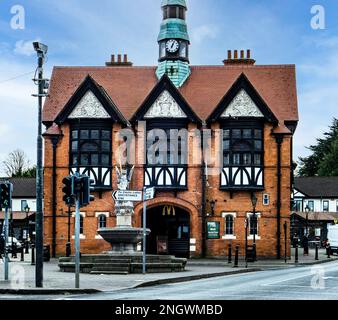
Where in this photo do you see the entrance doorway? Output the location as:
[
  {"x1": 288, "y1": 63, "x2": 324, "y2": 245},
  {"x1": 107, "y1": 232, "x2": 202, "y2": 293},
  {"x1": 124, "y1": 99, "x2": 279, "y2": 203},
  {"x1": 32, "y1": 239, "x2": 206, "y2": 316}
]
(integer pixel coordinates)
[{"x1": 143, "y1": 206, "x2": 190, "y2": 258}]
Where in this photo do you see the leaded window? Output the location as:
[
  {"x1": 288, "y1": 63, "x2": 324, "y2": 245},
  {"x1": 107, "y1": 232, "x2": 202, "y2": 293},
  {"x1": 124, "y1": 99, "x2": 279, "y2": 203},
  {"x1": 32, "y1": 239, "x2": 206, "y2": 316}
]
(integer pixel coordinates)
[
  {"x1": 225, "y1": 215, "x2": 234, "y2": 235},
  {"x1": 221, "y1": 122, "x2": 264, "y2": 190},
  {"x1": 69, "y1": 123, "x2": 113, "y2": 189},
  {"x1": 98, "y1": 215, "x2": 107, "y2": 229}
]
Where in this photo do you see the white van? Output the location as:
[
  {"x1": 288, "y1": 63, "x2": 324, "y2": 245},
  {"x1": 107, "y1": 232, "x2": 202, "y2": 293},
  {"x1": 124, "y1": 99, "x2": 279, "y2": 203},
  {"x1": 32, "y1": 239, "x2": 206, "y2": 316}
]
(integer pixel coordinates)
[{"x1": 327, "y1": 224, "x2": 338, "y2": 254}]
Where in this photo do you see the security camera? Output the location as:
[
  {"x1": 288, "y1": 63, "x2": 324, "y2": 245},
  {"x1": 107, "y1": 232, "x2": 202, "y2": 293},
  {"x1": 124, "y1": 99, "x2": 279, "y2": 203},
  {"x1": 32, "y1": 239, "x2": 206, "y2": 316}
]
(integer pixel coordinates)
[{"x1": 33, "y1": 42, "x2": 48, "y2": 54}]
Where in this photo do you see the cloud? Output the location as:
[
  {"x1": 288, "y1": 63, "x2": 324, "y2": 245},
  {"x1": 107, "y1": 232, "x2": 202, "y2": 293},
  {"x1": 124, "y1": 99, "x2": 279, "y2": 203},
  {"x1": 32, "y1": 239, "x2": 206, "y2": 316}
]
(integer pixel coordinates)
[
  {"x1": 191, "y1": 25, "x2": 218, "y2": 44},
  {"x1": 14, "y1": 39, "x2": 41, "y2": 56}
]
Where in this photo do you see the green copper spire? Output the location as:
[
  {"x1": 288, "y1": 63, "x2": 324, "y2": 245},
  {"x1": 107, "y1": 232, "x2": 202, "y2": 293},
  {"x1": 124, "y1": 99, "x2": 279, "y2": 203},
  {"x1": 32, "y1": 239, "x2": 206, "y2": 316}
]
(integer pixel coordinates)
[
  {"x1": 161, "y1": 0, "x2": 187, "y2": 8},
  {"x1": 156, "y1": 0, "x2": 191, "y2": 87}
]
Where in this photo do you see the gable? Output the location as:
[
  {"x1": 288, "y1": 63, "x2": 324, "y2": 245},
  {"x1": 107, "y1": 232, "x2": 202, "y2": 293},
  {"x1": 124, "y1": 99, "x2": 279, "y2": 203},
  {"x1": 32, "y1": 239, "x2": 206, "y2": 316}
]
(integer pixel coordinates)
[
  {"x1": 54, "y1": 75, "x2": 128, "y2": 125},
  {"x1": 131, "y1": 74, "x2": 202, "y2": 124},
  {"x1": 207, "y1": 73, "x2": 278, "y2": 124},
  {"x1": 68, "y1": 91, "x2": 111, "y2": 119},
  {"x1": 221, "y1": 89, "x2": 264, "y2": 118},
  {"x1": 144, "y1": 90, "x2": 187, "y2": 119}
]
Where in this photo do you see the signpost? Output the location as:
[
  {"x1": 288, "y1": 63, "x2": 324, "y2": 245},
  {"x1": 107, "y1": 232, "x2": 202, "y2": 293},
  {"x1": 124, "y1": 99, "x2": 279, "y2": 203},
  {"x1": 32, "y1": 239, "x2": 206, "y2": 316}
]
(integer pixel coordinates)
[
  {"x1": 207, "y1": 222, "x2": 220, "y2": 239},
  {"x1": 112, "y1": 190, "x2": 143, "y2": 202}
]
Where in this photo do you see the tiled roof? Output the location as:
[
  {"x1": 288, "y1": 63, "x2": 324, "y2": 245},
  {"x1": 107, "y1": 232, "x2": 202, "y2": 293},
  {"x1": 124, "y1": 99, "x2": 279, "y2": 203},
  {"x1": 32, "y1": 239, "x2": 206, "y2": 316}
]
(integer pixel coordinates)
[
  {"x1": 0, "y1": 177, "x2": 36, "y2": 198},
  {"x1": 294, "y1": 177, "x2": 338, "y2": 198},
  {"x1": 293, "y1": 212, "x2": 338, "y2": 221},
  {"x1": 0, "y1": 211, "x2": 35, "y2": 221},
  {"x1": 42, "y1": 64, "x2": 299, "y2": 125}
]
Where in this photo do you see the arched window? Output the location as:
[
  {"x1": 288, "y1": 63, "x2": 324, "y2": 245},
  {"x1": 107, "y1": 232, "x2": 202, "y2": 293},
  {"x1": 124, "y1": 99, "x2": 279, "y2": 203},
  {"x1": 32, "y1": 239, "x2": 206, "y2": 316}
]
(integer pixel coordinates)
[
  {"x1": 98, "y1": 215, "x2": 107, "y2": 229},
  {"x1": 225, "y1": 215, "x2": 234, "y2": 235}
]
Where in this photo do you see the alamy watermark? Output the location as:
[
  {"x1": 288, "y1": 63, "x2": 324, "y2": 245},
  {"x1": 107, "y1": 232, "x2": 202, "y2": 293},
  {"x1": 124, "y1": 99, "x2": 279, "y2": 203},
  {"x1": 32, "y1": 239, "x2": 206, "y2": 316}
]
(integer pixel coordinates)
[
  {"x1": 311, "y1": 5, "x2": 325, "y2": 30},
  {"x1": 10, "y1": 4, "x2": 25, "y2": 30},
  {"x1": 310, "y1": 266, "x2": 326, "y2": 290}
]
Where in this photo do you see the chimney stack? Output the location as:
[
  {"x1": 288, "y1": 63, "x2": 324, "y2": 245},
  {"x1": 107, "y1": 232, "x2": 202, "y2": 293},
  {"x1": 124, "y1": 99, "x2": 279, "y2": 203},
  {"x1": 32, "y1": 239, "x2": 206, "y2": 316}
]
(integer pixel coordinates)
[
  {"x1": 106, "y1": 53, "x2": 133, "y2": 67},
  {"x1": 223, "y1": 49, "x2": 256, "y2": 65}
]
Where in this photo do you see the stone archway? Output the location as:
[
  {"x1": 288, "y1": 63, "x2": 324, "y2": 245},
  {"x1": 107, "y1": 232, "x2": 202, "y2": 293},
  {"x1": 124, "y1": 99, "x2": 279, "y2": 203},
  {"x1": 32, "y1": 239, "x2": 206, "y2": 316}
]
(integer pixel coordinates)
[{"x1": 134, "y1": 197, "x2": 200, "y2": 258}]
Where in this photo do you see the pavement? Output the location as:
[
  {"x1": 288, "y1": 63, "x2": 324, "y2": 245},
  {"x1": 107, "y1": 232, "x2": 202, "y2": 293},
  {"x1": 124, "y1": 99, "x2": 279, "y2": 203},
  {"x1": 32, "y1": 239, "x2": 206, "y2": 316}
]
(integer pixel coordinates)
[{"x1": 0, "y1": 247, "x2": 336, "y2": 296}]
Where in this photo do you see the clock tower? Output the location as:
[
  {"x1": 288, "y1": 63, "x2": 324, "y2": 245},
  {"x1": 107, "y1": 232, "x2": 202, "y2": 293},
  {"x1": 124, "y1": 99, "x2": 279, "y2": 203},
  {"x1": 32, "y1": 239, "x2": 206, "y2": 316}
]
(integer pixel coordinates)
[{"x1": 156, "y1": 0, "x2": 191, "y2": 87}]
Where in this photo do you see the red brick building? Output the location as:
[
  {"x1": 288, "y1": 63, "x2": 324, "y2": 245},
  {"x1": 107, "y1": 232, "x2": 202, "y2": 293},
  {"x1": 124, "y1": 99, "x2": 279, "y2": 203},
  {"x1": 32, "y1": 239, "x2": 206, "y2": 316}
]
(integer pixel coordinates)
[{"x1": 42, "y1": 0, "x2": 298, "y2": 259}]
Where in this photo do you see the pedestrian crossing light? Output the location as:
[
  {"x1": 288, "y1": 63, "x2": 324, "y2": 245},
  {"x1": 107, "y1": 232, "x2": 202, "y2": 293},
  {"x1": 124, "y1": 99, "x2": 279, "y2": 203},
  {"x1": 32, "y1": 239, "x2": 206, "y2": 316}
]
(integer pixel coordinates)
[
  {"x1": 0, "y1": 182, "x2": 12, "y2": 210},
  {"x1": 80, "y1": 176, "x2": 95, "y2": 207},
  {"x1": 62, "y1": 176, "x2": 75, "y2": 207}
]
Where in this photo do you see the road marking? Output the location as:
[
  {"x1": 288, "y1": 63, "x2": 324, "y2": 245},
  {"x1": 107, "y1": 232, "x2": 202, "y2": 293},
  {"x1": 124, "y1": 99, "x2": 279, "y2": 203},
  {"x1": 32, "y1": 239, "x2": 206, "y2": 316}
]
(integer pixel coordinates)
[{"x1": 261, "y1": 273, "x2": 313, "y2": 286}]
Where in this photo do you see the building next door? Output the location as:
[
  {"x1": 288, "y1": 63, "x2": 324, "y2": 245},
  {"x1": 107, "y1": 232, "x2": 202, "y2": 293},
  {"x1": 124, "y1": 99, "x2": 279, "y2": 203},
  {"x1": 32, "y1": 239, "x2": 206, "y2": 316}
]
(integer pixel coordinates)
[{"x1": 144, "y1": 205, "x2": 190, "y2": 258}]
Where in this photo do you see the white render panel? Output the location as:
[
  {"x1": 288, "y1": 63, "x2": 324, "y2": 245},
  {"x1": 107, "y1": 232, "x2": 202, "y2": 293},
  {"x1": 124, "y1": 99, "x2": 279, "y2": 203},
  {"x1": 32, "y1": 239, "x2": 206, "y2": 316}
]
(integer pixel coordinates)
[
  {"x1": 68, "y1": 91, "x2": 111, "y2": 119},
  {"x1": 144, "y1": 90, "x2": 187, "y2": 118},
  {"x1": 221, "y1": 89, "x2": 264, "y2": 118}
]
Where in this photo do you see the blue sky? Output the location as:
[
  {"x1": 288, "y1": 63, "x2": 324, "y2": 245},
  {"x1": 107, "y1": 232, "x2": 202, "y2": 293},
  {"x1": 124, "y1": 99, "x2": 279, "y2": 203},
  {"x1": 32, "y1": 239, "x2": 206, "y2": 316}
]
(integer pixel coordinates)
[{"x1": 0, "y1": 0, "x2": 337, "y2": 174}]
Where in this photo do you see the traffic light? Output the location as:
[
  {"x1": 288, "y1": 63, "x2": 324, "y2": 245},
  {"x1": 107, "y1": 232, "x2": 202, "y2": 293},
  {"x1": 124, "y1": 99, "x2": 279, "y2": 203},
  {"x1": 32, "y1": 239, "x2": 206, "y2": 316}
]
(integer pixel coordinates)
[
  {"x1": 80, "y1": 176, "x2": 95, "y2": 207},
  {"x1": 0, "y1": 182, "x2": 12, "y2": 210},
  {"x1": 62, "y1": 176, "x2": 75, "y2": 207}
]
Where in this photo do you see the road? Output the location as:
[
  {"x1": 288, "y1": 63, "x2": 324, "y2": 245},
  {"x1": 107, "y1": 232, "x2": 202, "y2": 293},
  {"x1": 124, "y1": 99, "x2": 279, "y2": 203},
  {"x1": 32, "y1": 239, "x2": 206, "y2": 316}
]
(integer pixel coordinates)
[{"x1": 1, "y1": 261, "x2": 338, "y2": 300}]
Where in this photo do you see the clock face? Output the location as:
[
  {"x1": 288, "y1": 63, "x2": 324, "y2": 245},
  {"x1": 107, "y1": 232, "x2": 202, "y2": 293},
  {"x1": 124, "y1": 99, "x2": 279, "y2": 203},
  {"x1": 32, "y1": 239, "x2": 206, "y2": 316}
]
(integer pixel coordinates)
[{"x1": 166, "y1": 39, "x2": 179, "y2": 53}]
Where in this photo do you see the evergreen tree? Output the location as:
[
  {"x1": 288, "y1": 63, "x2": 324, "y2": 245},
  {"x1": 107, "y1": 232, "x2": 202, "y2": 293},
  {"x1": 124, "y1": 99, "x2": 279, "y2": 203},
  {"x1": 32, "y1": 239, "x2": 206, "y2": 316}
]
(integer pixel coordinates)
[{"x1": 298, "y1": 118, "x2": 338, "y2": 177}]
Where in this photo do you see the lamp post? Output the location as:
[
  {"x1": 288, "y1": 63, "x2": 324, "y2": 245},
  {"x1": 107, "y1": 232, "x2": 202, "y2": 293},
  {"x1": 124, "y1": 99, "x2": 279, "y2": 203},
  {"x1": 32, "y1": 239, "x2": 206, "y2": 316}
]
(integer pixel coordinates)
[
  {"x1": 251, "y1": 193, "x2": 258, "y2": 261},
  {"x1": 305, "y1": 205, "x2": 310, "y2": 236},
  {"x1": 24, "y1": 205, "x2": 30, "y2": 254},
  {"x1": 33, "y1": 41, "x2": 48, "y2": 288}
]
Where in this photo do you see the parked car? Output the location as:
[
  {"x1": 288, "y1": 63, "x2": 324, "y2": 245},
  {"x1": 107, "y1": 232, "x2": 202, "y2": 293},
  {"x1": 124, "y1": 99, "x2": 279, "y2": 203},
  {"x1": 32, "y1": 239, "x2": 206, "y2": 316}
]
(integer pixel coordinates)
[{"x1": 327, "y1": 224, "x2": 338, "y2": 255}]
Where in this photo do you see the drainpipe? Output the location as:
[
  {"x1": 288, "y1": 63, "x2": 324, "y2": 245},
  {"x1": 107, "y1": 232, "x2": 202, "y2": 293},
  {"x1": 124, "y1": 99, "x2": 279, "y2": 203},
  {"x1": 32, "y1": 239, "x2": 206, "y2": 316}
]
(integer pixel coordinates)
[
  {"x1": 50, "y1": 136, "x2": 61, "y2": 258},
  {"x1": 275, "y1": 134, "x2": 284, "y2": 260},
  {"x1": 201, "y1": 123, "x2": 207, "y2": 258}
]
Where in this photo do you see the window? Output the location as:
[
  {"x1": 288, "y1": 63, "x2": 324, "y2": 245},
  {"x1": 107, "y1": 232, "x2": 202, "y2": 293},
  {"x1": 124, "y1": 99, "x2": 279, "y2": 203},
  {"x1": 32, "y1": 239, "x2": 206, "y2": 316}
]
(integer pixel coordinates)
[
  {"x1": 323, "y1": 201, "x2": 329, "y2": 212},
  {"x1": 223, "y1": 127, "x2": 263, "y2": 167},
  {"x1": 70, "y1": 127, "x2": 111, "y2": 167},
  {"x1": 249, "y1": 214, "x2": 258, "y2": 236},
  {"x1": 336, "y1": 200, "x2": 338, "y2": 212},
  {"x1": 307, "y1": 201, "x2": 314, "y2": 212},
  {"x1": 147, "y1": 128, "x2": 187, "y2": 166},
  {"x1": 293, "y1": 200, "x2": 303, "y2": 212},
  {"x1": 98, "y1": 215, "x2": 107, "y2": 229},
  {"x1": 179, "y1": 42, "x2": 187, "y2": 59},
  {"x1": 225, "y1": 215, "x2": 234, "y2": 235},
  {"x1": 21, "y1": 200, "x2": 28, "y2": 212},
  {"x1": 221, "y1": 122, "x2": 264, "y2": 189}
]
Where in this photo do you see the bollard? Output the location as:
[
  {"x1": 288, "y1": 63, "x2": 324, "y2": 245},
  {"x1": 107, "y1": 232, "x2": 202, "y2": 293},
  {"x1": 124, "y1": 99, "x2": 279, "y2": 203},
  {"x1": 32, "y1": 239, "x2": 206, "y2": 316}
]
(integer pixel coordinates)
[
  {"x1": 295, "y1": 244, "x2": 299, "y2": 264},
  {"x1": 66, "y1": 242, "x2": 71, "y2": 257},
  {"x1": 12, "y1": 243, "x2": 17, "y2": 259},
  {"x1": 31, "y1": 244, "x2": 35, "y2": 265},
  {"x1": 25, "y1": 240, "x2": 29, "y2": 254},
  {"x1": 234, "y1": 245, "x2": 239, "y2": 268},
  {"x1": 20, "y1": 247, "x2": 24, "y2": 262},
  {"x1": 315, "y1": 244, "x2": 319, "y2": 261},
  {"x1": 228, "y1": 245, "x2": 232, "y2": 264}
]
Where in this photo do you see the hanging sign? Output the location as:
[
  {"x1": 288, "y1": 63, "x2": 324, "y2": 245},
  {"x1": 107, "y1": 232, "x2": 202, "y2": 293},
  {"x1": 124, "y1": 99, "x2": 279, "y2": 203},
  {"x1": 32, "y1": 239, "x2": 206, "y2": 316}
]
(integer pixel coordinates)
[{"x1": 207, "y1": 221, "x2": 220, "y2": 239}]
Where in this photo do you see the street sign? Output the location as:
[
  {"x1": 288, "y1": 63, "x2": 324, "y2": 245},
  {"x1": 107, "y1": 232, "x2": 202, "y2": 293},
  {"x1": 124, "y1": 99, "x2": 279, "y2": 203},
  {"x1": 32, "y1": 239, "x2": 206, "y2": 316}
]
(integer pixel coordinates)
[
  {"x1": 145, "y1": 187, "x2": 155, "y2": 200},
  {"x1": 112, "y1": 190, "x2": 143, "y2": 202}
]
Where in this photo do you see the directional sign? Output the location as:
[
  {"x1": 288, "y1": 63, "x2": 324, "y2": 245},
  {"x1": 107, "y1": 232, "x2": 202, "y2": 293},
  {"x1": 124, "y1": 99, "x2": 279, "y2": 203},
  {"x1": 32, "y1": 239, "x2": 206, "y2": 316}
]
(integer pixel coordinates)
[
  {"x1": 112, "y1": 190, "x2": 142, "y2": 202},
  {"x1": 145, "y1": 187, "x2": 155, "y2": 201}
]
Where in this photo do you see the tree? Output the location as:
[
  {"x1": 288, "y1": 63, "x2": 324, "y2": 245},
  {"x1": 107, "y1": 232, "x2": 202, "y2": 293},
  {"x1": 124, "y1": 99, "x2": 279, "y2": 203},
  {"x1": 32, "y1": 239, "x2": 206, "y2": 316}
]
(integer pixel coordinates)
[
  {"x1": 298, "y1": 118, "x2": 338, "y2": 177},
  {"x1": 1, "y1": 149, "x2": 35, "y2": 178}
]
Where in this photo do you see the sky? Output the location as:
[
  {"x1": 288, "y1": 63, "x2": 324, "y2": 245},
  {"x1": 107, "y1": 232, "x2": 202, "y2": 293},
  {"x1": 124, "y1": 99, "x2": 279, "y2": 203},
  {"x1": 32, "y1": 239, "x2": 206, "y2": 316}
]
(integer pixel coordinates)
[{"x1": 0, "y1": 0, "x2": 337, "y2": 175}]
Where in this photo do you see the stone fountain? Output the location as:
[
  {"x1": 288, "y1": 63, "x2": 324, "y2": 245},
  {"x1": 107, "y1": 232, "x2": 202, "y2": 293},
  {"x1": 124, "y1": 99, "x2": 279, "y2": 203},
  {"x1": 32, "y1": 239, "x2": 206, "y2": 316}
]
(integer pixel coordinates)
[
  {"x1": 59, "y1": 166, "x2": 187, "y2": 274},
  {"x1": 98, "y1": 165, "x2": 150, "y2": 254}
]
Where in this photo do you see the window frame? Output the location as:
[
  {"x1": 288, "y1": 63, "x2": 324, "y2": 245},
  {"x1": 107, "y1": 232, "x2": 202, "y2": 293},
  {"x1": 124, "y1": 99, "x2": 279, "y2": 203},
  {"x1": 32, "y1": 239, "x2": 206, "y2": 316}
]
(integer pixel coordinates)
[
  {"x1": 21, "y1": 200, "x2": 28, "y2": 212},
  {"x1": 323, "y1": 200, "x2": 330, "y2": 212},
  {"x1": 98, "y1": 214, "x2": 107, "y2": 229},
  {"x1": 247, "y1": 213, "x2": 261, "y2": 239},
  {"x1": 220, "y1": 119, "x2": 264, "y2": 190},
  {"x1": 70, "y1": 122, "x2": 112, "y2": 169}
]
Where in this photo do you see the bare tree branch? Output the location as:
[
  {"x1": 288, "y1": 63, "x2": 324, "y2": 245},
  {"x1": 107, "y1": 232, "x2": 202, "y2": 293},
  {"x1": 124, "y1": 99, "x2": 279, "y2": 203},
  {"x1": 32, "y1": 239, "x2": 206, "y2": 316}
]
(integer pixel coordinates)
[{"x1": 2, "y1": 149, "x2": 31, "y2": 177}]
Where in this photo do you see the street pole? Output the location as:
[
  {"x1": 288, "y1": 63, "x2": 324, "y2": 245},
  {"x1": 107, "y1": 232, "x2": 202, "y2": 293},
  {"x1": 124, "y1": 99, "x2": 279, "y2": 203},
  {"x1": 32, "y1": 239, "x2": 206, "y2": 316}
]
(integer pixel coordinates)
[
  {"x1": 284, "y1": 221, "x2": 287, "y2": 263},
  {"x1": 75, "y1": 198, "x2": 80, "y2": 289},
  {"x1": 66, "y1": 205, "x2": 71, "y2": 257},
  {"x1": 245, "y1": 218, "x2": 248, "y2": 268},
  {"x1": 34, "y1": 46, "x2": 46, "y2": 288},
  {"x1": 142, "y1": 186, "x2": 147, "y2": 274},
  {"x1": 4, "y1": 207, "x2": 9, "y2": 281}
]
